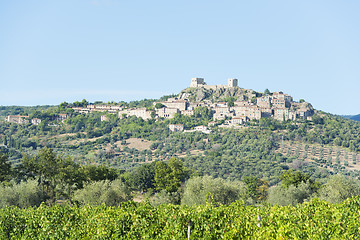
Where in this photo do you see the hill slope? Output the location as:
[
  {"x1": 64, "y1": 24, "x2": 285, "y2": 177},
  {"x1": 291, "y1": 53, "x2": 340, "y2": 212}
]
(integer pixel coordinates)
[
  {"x1": 1, "y1": 86, "x2": 360, "y2": 185},
  {"x1": 351, "y1": 114, "x2": 360, "y2": 122}
]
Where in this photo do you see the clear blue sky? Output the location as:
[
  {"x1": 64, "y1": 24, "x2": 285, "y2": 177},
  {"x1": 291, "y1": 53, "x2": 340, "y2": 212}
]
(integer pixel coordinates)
[{"x1": 1, "y1": 0, "x2": 359, "y2": 115}]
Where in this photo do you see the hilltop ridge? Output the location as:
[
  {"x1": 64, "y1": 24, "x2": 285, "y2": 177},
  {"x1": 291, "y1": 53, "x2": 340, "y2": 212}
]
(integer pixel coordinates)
[{"x1": 164, "y1": 77, "x2": 314, "y2": 123}]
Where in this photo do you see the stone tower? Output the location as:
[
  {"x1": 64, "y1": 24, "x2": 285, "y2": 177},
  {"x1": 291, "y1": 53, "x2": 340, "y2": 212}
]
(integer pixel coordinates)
[
  {"x1": 228, "y1": 78, "x2": 238, "y2": 87},
  {"x1": 190, "y1": 78, "x2": 205, "y2": 88}
]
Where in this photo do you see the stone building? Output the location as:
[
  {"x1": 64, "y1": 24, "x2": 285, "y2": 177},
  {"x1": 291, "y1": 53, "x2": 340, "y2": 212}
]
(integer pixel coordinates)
[
  {"x1": 118, "y1": 108, "x2": 152, "y2": 120},
  {"x1": 87, "y1": 105, "x2": 122, "y2": 113},
  {"x1": 169, "y1": 124, "x2": 184, "y2": 132},
  {"x1": 158, "y1": 98, "x2": 188, "y2": 111},
  {"x1": 230, "y1": 106, "x2": 246, "y2": 116},
  {"x1": 231, "y1": 116, "x2": 248, "y2": 125},
  {"x1": 211, "y1": 102, "x2": 228, "y2": 108},
  {"x1": 188, "y1": 102, "x2": 208, "y2": 110},
  {"x1": 57, "y1": 114, "x2": 68, "y2": 121},
  {"x1": 156, "y1": 108, "x2": 180, "y2": 119},
  {"x1": 234, "y1": 101, "x2": 252, "y2": 107},
  {"x1": 245, "y1": 106, "x2": 262, "y2": 120},
  {"x1": 272, "y1": 92, "x2": 292, "y2": 108},
  {"x1": 272, "y1": 99, "x2": 288, "y2": 108},
  {"x1": 5, "y1": 115, "x2": 29, "y2": 124},
  {"x1": 212, "y1": 106, "x2": 232, "y2": 121},
  {"x1": 273, "y1": 108, "x2": 296, "y2": 121},
  {"x1": 213, "y1": 112, "x2": 228, "y2": 121},
  {"x1": 184, "y1": 125, "x2": 211, "y2": 134},
  {"x1": 190, "y1": 78, "x2": 206, "y2": 88},
  {"x1": 256, "y1": 96, "x2": 271, "y2": 108},
  {"x1": 72, "y1": 107, "x2": 90, "y2": 113},
  {"x1": 212, "y1": 106, "x2": 230, "y2": 115},
  {"x1": 260, "y1": 107, "x2": 273, "y2": 118},
  {"x1": 180, "y1": 110, "x2": 194, "y2": 116},
  {"x1": 228, "y1": 78, "x2": 238, "y2": 87},
  {"x1": 190, "y1": 77, "x2": 238, "y2": 89},
  {"x1": 297, "y1": 108, "x2": 313, "y2": 119},
  {"x1": 31, "y1": 118, "x2": 42, "y2": 125},
  {"x1": 194, "y1": 125, "x2": 211, "y2": 133}
]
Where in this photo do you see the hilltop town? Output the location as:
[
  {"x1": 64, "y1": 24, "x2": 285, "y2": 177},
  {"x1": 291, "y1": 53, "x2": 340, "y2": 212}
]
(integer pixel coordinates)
[
  {"x1": 116, "y1": 78, "x2": 314, "y2": 124},
  {"x1": 4, "y1": 78, "x2": 314, "y2": 129}
]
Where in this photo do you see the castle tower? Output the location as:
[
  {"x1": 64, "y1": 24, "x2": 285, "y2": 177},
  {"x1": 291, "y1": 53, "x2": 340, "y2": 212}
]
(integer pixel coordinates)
[
  {"x1": 228, "y1": 78, "x2": 238, "y2": 87},
  {"x1": 190, "y1": 78, "x2": 205, "y2": 88}
]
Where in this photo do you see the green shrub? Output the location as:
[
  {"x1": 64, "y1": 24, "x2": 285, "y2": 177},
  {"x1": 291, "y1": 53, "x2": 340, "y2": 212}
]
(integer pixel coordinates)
[
  {"x1": 0, "y1": 180, "x2": 46, "y2": 208},
  {"x1": 73, "y1": 179, "x2": 131, "y2": 206},
  {"x1": 182, "y1": 175, "x2": 246, "y2": 206}
]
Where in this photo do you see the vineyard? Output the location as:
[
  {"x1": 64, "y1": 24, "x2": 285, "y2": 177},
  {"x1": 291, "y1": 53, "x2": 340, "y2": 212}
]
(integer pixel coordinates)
[{"x1": 1, "y1": 197, "x2": 360, "y2": 239}]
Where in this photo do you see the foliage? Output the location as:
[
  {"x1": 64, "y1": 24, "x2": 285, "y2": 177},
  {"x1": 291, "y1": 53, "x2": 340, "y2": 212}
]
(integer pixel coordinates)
[
  {"x1": 264, "y1": 88, "x2": 271, "y2": 96},
  {"x1": 126, "y1": 162, "x2": 155, "y2": 192},
  {"x1": 2, "y1": 197, "x2": 360, "y2": 238},
  {"x1": 181, "y1": 175, "x2": 246, "y2": 206},
  {"x1": 154, "y1": 103, "x2": 165, "y2": 109},
  {"x1": 71, "y1": 99, "x2": 89, "y2": 108},
  {"x1": 0, "y1": 154, "x2": 12, "y2": 183},
  {"x1": 73, "y1": 179, "x2": 131, "y2": 206},
  {"x1": 279, "y1": 169, "x2": 310, "y2": 188},
  {"x1": 2, "y1": 103, "x2": 360, "y2": 198},
  {"x1": 0, "y1": 180, "x2": 46, "y2": 208},
  {"x1": 154, "y1": 158, "x2": 189, "y2": 193},
  {"x1": 267, "y1": 182, "x2": 313, "y2": 206},
  {"x1": 224, "y1": 97, "x2": 236, "y2": 107},
  {"x1": 80, "y1": 164, "x2": 119, "y2": 182},
  {"x1": 22, "y1": 148, "x2": 83, "y2": 203},
  {"x1": 317, "y1": 175, "x2": 360, "y2": 204},
  {"x1": 150, "y1": 190, "x2": 181, "y2": 206},
  {"x1": 243, "y1": 176, "x2": 269, "y2": 202}
]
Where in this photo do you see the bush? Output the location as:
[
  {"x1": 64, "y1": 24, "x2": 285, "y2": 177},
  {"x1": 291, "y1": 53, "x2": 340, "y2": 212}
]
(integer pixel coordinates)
[
  {"x1": 150, "y1": 190, "x2": 181, "y2": 206},
  {"x1": 267, "y1": 182, "x2": 313, "y2": 206},
  {"x1": 182, "y1": 175, "x2": 246, "y2": 206},
  {"x1": 0, "y1": 180, "x2": 46, "y2": 208},
  {"x1": 73, "y1": 179, "x2": 131, "y2": 206},
  {"x1": 317, "y1": 175, "x2": 360, "y2": 204}
]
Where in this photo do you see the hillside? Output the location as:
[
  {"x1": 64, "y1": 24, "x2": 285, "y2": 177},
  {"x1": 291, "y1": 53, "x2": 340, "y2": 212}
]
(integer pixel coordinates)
[
  {"x1": 351, "y1": 114, "x2": 360, "y2": 121},
  {"x1": 1, "y1": 84, "x2": 360, "y2": 186}
]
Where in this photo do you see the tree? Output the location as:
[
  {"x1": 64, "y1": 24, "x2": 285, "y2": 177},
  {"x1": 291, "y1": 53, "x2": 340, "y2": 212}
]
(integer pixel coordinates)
[
  {"x1": 154, "y1": 161, "x2": 172, "y2": 192},
  {"x1": 154, "y1": 158, "x2": 188, "y2": 193},
  {"x1": 279, "y1": 169, "x2": 310, "y2": 188},
  {"x1": 155, "y1": 103, "x2": 165, "y2": 109},
  {"x1": 72, "y1": 99, "x2": 89, "y2": 108},
  {"x1": 181, "y1": 175, "x2": 246, "y2": 206},
  {"x1": 21, "y1": 148, "x2": 83, "y2": 204},
  {"x1": 73, "y1": 179, "x2": 131, "y2": 206},
  {"x1": 279, "y1": 169, "x2": 320, "y2": 192},
  {"x1": 0, "y1": 179, "x2": 46, "y2": 208},
  {"x1": 264, "y1": 88, "x2": 271, "y2": 96},
  {"x1": 317, "y1": 175, "x2": 360, "y2": 204},
  {"x1": 80, "y1": 164, "x2": 119, "y2": 182},
  {"x1": 224, "y1": 97, "x2": 236, "y2": 107},
  {"x1": 129, "y1": 163, "x2": 155, "y2": 192},
  {"x1": 58, "y1": 102, "x2": 69, "y2": 111},
  {"x1": 243, "y1": 176, "x2": 269, "y2": 202},
  {"x1": 267, "y1": 182, "x2": 313, "y2": 206},
  {"x1": 56, "y1": 158, "x2": 84, "y2": 201},
  {"x1": 0, "y1": 154, "x2": 12, "y2": 183},
  {"x1": 193, "y1": 107, "x2": 212, "y2": 120}
]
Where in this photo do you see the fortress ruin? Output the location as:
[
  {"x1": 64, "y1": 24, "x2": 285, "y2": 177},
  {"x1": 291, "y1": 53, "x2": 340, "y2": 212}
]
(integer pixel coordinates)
[{"x1": 190, "y1": 78, "x2": 238, "y2": 89}]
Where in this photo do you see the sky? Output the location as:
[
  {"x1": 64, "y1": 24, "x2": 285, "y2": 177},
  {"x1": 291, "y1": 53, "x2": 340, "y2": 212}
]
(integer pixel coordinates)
[{"x1": 0, "y1": 0, "x2": 359, "y2": 115}]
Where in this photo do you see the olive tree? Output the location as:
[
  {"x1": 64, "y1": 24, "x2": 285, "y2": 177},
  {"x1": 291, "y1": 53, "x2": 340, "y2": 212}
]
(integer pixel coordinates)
[{"x1": 182, "y1": 175, "x2": 246, "y2": 206}]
